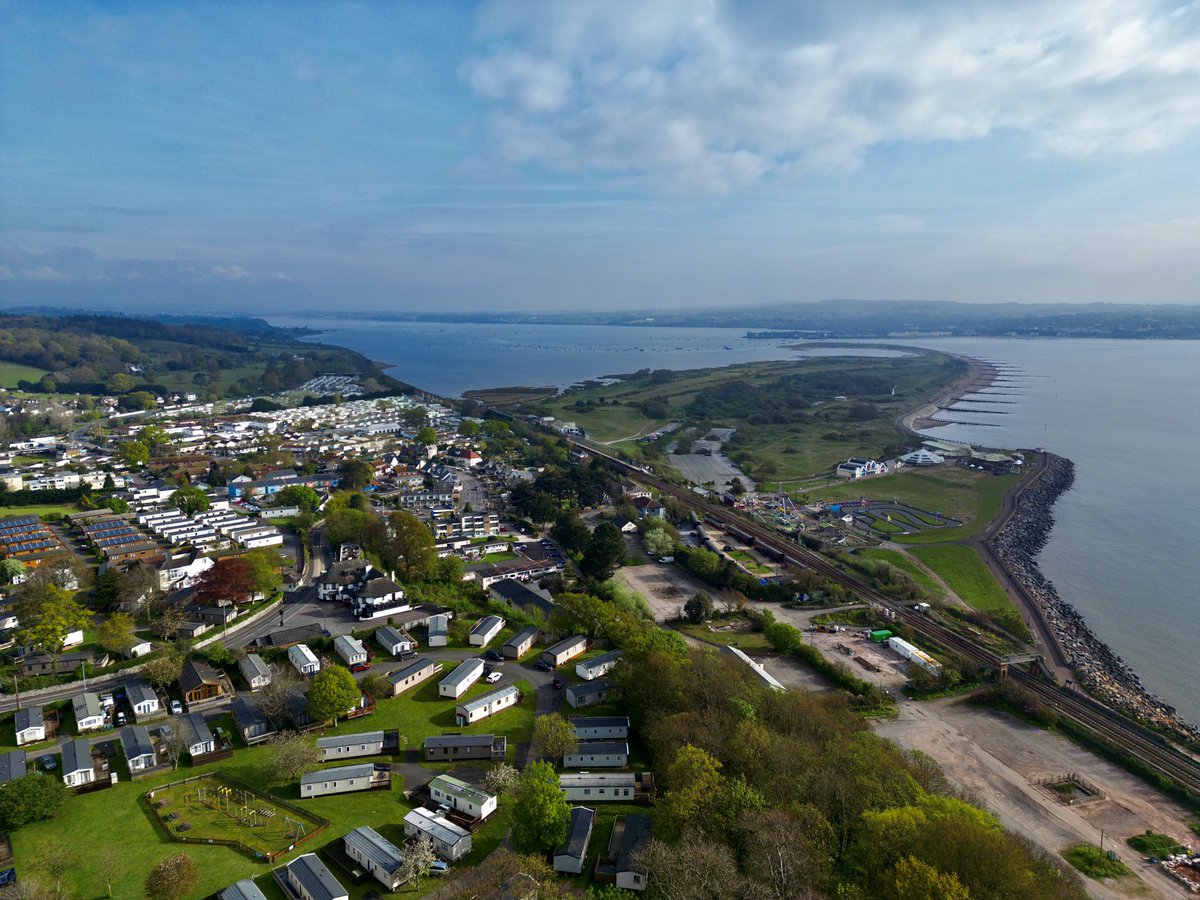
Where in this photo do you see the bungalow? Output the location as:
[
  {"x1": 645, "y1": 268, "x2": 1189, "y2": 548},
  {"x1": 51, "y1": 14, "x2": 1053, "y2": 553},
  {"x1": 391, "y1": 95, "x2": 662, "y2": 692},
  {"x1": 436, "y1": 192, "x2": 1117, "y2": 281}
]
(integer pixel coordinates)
[
  {"x1": 554, "y1": 806, "x2": 596, "y2": 875},
  {"x1": 560, "y1": 771, "x2": 655, "y2": 803},
  {"x1": 61, "y1": 738, "x2": 95, "y2": 787},
  {"x1": 180, "y1": 712, "x2": 216, "y2": 757},
  {"x1": 125, "y1": 678, "x2": 161, "y2": 719},
  {"x1": 121, "y1": 725, "x2": 157, "y2": 772},
  {"x1": 19, "y1": 650, "x2": 101, "y2": 678},
  {"x1": 73, "y1": 692, "x2": 106, "y2": 732},
  {"x1": 438, "y1": 658, "x2": 484, "y2": 699},
  {"x1": 317, "y1": 730, "x2": 385, "y2": 762},
  {"x1": 179, "y1": 658, "x2": 229, "y2": 708},
  {"x1": 576, "y1": 649, "x2": 622, "y2": 681},
  {"x1": 333, "y1": 634, "x2": 368, "y2": 667},
  {"x1": 403, "y1": 807, "x2": 472, "y2": 861},
  {"x1": 288, "y1": 643, "x2": 321, "y2": 676},
  {"x1": 238, "y1": 653, "x2": 273, "y2": 691},
  {"x1": 563, "y1": 741, "x2": 629, "y2": 768},
  {"x1": 454, "y1": 685, "x2": 520, "y2": 726},
  {"x1": 374, "y1": 625, "x2": 417, "y2": 657},
  {"x1": 14, "y1": 707, "x2": 45, "y2": 746},
  {"x1": 427, "y1": 613, "x2": 449, "y2": 647},
  {"x1": 300, "y1": 763, "x2": 391, "y2": 798},
  {"x1": 231, "y1": 695, "x2": 276, "y2": 746},
  {"x1": 343, "y1": 826, "x2": 406, "y2": 892},
  {"x1": 423, "y1": 733, "x2": 506, "y2": 762},
  {"x1": 502, "y1": 626, "x2": 538, "y2": 659},
  {"x1": 467, "y1": 616, "x2": 505, "y2": 648},
  {"x1": 429, "y1": 774, "x2": 497, "y2": 820},
  {"x1": 219, "y1": 880, "x2": 269, "y2": 900},
  {"x1": 387, "y1": 658, "x2": 440, "y2": 697},
  {"x1": 608, "y1": 814, "x2": 653, "y2": 892},
  {"x1": 282, "y1": 853, "x2": 348, "y2": 900},
  {"x1": 0, "y1": 750, "x2": 26, "y2": 785},
  {"x1": 542, "y1": 635, "x2": 588, "y2": 668},
  {"x1": 565, "y1": 679, "x2": 611, "y2": 709},
  {"x1": 570, "y1": 716, "x2": 630, "y2": 741}
]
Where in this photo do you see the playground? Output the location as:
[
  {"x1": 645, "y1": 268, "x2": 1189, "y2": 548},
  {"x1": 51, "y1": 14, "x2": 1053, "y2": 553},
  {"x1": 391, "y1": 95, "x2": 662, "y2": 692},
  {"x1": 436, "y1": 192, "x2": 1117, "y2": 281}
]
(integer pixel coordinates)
[{"x1": 145, "y1": 773, "x2": 326, "y2": 860}]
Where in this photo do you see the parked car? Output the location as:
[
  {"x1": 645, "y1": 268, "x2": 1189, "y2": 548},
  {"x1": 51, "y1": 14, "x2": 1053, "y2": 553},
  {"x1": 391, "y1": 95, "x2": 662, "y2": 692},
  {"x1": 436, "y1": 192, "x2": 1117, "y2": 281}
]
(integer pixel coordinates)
[
  {"x1": 351, "y1": 662, "x2": 371, "y2": 673},
  {"x1": 169, "y1": 699, "x2": 183, "y2": 715},
  {"x1": 484, "y1": 649, "x2": 503, "y2": 662},
  {"x1": 552, "y1": 678, "x2": 564, "y2": 690},
  {"x1": 534, "y1": 660, "x2": 552, "y2": 672},
  {"x1": 429, "y1": 861, "x2": 450, "y2": 877},
  {"x1": 485, "y1": 671, "x2": 503, "y2": 684},
  {"x1": 115, "y1": 711, "x2": 127, "y2": 726},
  {"x1": 39, "y1": 754, "x2": 56, "y2": 772}
]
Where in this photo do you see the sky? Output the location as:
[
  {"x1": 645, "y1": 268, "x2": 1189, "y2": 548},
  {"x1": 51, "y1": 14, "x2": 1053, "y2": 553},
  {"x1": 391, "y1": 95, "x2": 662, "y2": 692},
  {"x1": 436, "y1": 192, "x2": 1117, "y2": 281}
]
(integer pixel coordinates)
[{"x1": 2, "y1": 0, "x2": 1199, "y2": 314}]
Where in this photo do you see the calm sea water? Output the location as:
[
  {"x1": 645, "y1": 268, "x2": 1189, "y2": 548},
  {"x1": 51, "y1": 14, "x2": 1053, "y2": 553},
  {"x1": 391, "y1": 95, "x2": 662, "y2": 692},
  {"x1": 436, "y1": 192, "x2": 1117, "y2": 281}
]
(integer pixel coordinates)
[{"x1": 270, "y1": 318, "x2": 1200, "y2": 723}]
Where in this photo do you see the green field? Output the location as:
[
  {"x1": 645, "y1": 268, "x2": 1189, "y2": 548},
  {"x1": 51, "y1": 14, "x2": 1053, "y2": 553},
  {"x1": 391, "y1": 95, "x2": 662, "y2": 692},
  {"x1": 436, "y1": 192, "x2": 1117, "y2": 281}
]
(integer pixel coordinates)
[
  {"x1": 0, "y1": 359, "x2": 49, "y2": 388},
  {"x1": 911, "y1": 545, "x2": 1027, "y2": 638},
  {"x1": 1062, "y1": 844, "x2": 1131, "y2": 880},
  {"x1": 854, "y1": 549, "x2": 946, "y2": 599},
  {"x1": 0, "y1": 503, "x2": 80, "y2": 520}
]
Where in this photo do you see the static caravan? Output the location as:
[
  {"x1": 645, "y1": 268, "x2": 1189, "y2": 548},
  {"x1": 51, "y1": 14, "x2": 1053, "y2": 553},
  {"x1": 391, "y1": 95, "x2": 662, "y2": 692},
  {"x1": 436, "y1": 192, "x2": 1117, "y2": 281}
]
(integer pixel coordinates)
[
  {"x1": 427, "y1": 613, "x2": 449, "y2": 647},
  {"x1": 429, "y1": 774, "x2": 497, "y2": 820},
  {"x1": 565, "y1": 679, "x2": 611, "y2": 709},
  {"x1": 61, "y1": 738, "x2": 95, "y2": 787},
  {"x1": 125, "y1": 639, "x2": 153, "y2": 658},
  {"x1": 283, "y1": 853, "x2": 348, "y2": 900},
  {"x1": 468, "y1": 615, "x2": 505, "y2": 647},
  {"x1": 576, "y1": 649, "x2": 622, "y2": 681},
  {"x1": 0, "y1": 750, "x2": 26, "y2": 785},
  {"x1": 609, "y1": 814, "x2": 653, "y2": 892},
  {"x1": 73, "y1": 692, "x2": 106, "y2": 732},
  {"x1": 14, "y1": 707, "x2": 46, "y2": 746},
  {"x1": 423, "y1": 733, "x2": 506, "y2": 762},
  {"x1": 563, "y1": 741, "x2": 629, "y2": 768},
  {"x1": 343, "y1": 826, "x2": 406, "y2": 892},
  {"x1": 238, "y1": 653, "x2": 272, "y2": 690},
  {"x1": 219, "y1": 880, "x2": 269, "y2": 900},
  {"x1": 403, "y1": 807, "x2": 472, "y2": 861},
  {"x1": 121, "y1": 725, "x2": 157, "y2": 772},
  {"x1": 569, "y1": 716, "x2": 629, "y2": 741},
  {"x1": 289, "y1": 643, "x2": 321, "y2": 676},
  {"x1": 388, "y1": 658, "x2": 440, "y2": 696},
  {"x1": 126, "y1": 678, "x2": 160, "y2": 719},
  {"x1": 454, "y1": 684, "x2": 520, "y2": 726},
  {"x1": 231, "y1": 696, "x2": 276, "y2": 746},
  {"x1": 375, "y1": 625, "x2": 417, "y2": 657},
  {"x1": 334, "y1": 634, "x2": 368, "y2": 667},
  {"x1": 502, "y1": 626, "x2": 537, "y2": 659},
  {"x1": 439, "y1": 658, "x2": 484, "y2": 699},
  {"x1": 317, "y1": 730, "x2": 385, "y2": 762},
  {"x1": 300, "y1": 763, "x2": 390, "y2": 798},
  {"x1": 554, "y1": 806, "x2": 596, "y2": 875},
  {"x1": 560, "y1": 771, "x2": 655, "y2": 803},
  {"x1": 542, "y1": 635, "x2": 588, "y2": 668}
]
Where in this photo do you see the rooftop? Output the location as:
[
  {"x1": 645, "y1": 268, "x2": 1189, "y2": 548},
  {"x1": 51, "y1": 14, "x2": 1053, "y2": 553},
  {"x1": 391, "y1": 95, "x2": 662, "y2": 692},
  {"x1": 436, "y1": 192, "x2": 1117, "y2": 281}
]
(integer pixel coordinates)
[
  {"x1": 404, "y1": 807, "x2": 471, "y2": 845},
  {"x1": 344, "y1": 826, "x2": 404, "y2": 875},
  {"x1": 557, "y1": 806, "x2": 596, "y2": 861}
]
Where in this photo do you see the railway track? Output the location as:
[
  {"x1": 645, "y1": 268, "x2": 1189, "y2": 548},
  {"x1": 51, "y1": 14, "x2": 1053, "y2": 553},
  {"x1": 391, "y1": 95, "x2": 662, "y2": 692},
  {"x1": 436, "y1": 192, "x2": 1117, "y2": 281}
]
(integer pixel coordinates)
[{"x1": 570, "y1": 437, "x2": 1200, "y2": 800}]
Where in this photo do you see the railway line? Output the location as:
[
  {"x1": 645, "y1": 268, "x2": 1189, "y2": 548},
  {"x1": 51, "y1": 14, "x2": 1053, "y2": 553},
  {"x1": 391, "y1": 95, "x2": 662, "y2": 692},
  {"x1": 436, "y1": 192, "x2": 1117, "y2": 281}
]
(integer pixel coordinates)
[{"x1": 568, "y1": 437, "x2": 1200, "y2": 800}]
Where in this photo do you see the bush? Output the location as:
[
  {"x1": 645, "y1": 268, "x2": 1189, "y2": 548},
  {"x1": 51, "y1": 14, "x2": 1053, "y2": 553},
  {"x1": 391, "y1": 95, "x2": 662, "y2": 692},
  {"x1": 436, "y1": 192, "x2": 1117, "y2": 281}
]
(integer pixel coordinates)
[{"x1": 1061, "y1": 844, "x2": 1130, "y2": 879}]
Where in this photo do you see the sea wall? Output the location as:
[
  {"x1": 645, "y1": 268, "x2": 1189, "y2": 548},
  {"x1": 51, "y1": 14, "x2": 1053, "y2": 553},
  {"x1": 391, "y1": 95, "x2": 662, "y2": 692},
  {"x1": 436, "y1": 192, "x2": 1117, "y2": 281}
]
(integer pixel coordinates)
[{"x1": 992, "y1": 453, "x2": 1199, "y2": 741}]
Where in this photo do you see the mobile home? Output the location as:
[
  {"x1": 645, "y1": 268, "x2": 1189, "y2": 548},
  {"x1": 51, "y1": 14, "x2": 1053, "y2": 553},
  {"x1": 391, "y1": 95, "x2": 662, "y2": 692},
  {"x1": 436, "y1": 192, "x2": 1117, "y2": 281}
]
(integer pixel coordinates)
[
  {"x1": 438, "y1": 658, "x2": 484, "y2": 699},
  {"x1": 403, "y1": 807, "x2": 472, "y2": 861}
]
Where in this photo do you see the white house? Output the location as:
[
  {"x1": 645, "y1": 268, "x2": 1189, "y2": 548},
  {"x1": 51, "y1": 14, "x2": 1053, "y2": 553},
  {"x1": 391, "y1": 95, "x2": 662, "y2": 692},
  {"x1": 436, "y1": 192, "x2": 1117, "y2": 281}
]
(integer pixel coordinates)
[
  {"x1": 554, "y1": 806, "x2": 596, "y2": 875},
  {"x1": 14, "y1": 707, "x2": 46, "y2": 746},
  {"x1": 835, "y1": 457, "x2": 886, "y2": 479},
  {"x1": 289, "y1": 643, "x2": 321, "y2": 676},
  {"x1": 403, "y1": 807, "x2": 472, "y2": 861},
  {"x1": 576, "y1": 649, "x2": 622, "y2": 681},
  {"x1": 125, "y1": 640, "x2": 153, "y2": 659},
  {"x1": 238, "y1": 653, "x2": 273, "y2": 691},
  {"x1": 343, "y1": 826, "x2": 406, "y2": 892},
  {"x1": 300, "y1": 763, "x2": 390, "y2": 798},
  {"x1": 439, "y1": 657, "x2": 484, "y2": 699},
  {"x1": 429, "y1": 774, "x2": 498, "y2": 820},
  {"x1": 427, "y1": 614, "x2": 449, "y2": 647},
  {"x1": 316, "y1": 731, "x2": 385, "y2": 762},
  {"x1": 61, "y1": 738, "x2": 95, "y2": 787},
  {"x1": 569, "y1": 716, "x2": 630, "y2": 741},
  {"x1": 565, "y1": 679, "x2": 611, "y2": 709},
  {"x1": 455, "y1": 684, "x2": 520, "y2": 726},
  {"x1": 502, "y1": 626, "x2": 538, "y2": 659},
  {"x1": 125, "y1": 678, "x2": 160, "y2": 719},
  {"x1": 374, "y1": 625, "x2": 417, "y2": 657},
  {"x1": 542, "y1": 635, "x2": 588, "y2": 667},
  {"x1": 563, "y1": 741, "x2": 629, "y2": 768},
  {"x1": 180, "y1": 712, "x2": 216, "y2": 757},
  {"x1": 73, "y1": 692, "x2": 106, "y2": 732},
  {"x1": 388, "y1": 658, "x2": 440, "y2": 696},
  {"x1": 282, "y1": 853, "x2": 348, "y2": 900},
  {"x1": 333, "y1": 635, "x2": 368, "y2": 667},
  {"x1": 468, "y1": 615, "x2": 505, "y2": 647},
  {"x1": 121, "y1": 725, "x2": 157, "y2": 772}
]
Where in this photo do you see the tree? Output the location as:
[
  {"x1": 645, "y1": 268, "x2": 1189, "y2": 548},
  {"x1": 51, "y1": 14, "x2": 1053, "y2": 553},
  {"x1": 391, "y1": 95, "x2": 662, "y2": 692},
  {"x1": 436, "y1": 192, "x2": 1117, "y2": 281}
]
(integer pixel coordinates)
[
  {"x1": 636, "y1": 830, "x2": 750, "y2": 900},
  {"x1": 891, "y1": 855, "x2": 970, "y2": 900},
  {"x1": 644, "y1": 528, "x2": 675, "y2": 558},
  {"x1": 142, "y1": 653, "x2": 184, "y2": 692},
  {"x1": 256, "y1": 671, "x2": 305, "y2": 726},
  {"x1": 484, "y1": 763, "x2": 519, "y2": 796},
  {"x1": 458, "y1": 419, "x2": 481, "y2": 438},
  {"x1": 275, "y1": 484, "x2": 321, "y2": 514},
  {"x1": 193, "y1": 556, "x2": 257, "y2": 606},
  {"x1": 159, "y1": 723, "x2": 192, "y2": 770},
  {"x1": 104, "y1": 373, "x2": 135, "y2": 394},
  {"x1": 580, "y1": 522, "x2": 626, "y2": 581},
  {"x1": 97, "y1": 847, "x2": 121, "y2": 898},
  {"x1": 511, "y1": 760, "x2": 570, "y2": 854},
  {"x1": 96, "y1": 612, "x2": 137, "y2": 655},
  {"x1": 120, "y1": 441, "x2": 149, "y2": 467},
  {"x1": 336, "y1": 458, "x2": 374, "y2": 490},
  {"x1": 0, "y1": 773, "x2": 69, "y2": 831},
  {"x1": 307, "y1": 665, "x2": 362, "y2": 725},
  {"x1": 383, "y1": 510, "x2": 437, "y2": 582},
  {"x1": 523, "y1": 492, "x2": 559, "y2": 529},
  {"x1": 267, "y1": 731, "x2": 323, "y2": 782},
  {"x1": 742, "y1": 807, "x2": 834, "y2": 899},
  {"x1": 137, "y1": 424, "x2": 169, "y2": 450},
  {"x1": 550, "y1": 512, "x2": 590, "y2": 555},
  {"x1": 144, "y1": 852, "x2": 199, "y2": 900},
  {"x1": 170, "y1": 485, "x2": 209, "y2": 516},
  {"x1": 117, "y1": 562, "x2": 161, "y2": 612},
  {"x1": 360, "y1": 673, "x2": 391, "y2": 702},
  {"x1": 415, "y1": 425, "x2": 437, "y2": 446},
  {"x1": 683, "y1": 591, "x2": 713, "y2": 624},
  {"x1": 402, "y1": 406, "x2": 429, "y2": 429},
  {"x1": 400, "y1": 835, "x2": 437, "y2": 894},
  {"x1": 122, "y1": 390, "x2": 156, "y2": 411},
  {"x1": 0, "y1": 558, "x2": 26, "y2": 585},
  {"x1": 532, "y1": 714, "x2": 579, "y2": 761},
  {"x1": 242, "y1": 547, "x2": 284, "y2": 597},
  {"x1": 435, "y1": 555, "x2": 465, "y2": 584},
  {"x1": 101, "y1": 496, "x2": 130, "y2": 514},
  {"x1": 657, "y1": 745, "x2": 727, "y2": 840},
  {"x1": 152, "y1": 603, "x2": 186, "y2": 640},
  {"x1": 17, "y1": 585, "x2": 90, "y2": 656}
]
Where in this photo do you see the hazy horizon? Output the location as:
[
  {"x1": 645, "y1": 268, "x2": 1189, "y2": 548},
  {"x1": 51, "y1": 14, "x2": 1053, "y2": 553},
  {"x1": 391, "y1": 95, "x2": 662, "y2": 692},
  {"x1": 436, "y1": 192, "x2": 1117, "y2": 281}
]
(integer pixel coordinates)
[{"x1": 3, "y1": 1, "x2": 1199, "y2": 314}]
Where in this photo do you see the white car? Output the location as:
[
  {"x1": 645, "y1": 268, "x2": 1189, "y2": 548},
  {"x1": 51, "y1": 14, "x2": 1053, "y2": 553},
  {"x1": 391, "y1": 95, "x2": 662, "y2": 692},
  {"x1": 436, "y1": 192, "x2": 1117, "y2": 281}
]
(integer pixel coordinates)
[
  {"x1": 485, "y1": 671, "x2": 503, "y2": 684},
  {"x1": 169, "y1": 699, "x2": 183, "y2": 715}
]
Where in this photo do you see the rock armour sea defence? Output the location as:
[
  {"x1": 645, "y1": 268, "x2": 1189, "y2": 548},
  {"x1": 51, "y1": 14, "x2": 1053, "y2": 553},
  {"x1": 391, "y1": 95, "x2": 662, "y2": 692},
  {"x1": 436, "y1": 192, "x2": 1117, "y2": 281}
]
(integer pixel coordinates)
[{"x1": 993, "y1": 453, "x2": 1199, "y2": 742}]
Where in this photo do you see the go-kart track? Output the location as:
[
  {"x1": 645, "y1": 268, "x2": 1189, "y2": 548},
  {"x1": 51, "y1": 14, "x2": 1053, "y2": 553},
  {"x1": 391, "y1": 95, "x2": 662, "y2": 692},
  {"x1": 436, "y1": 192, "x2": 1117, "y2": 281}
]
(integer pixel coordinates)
[{"x1": 837, "y1": 499, "x2": 962, "y2": 535}]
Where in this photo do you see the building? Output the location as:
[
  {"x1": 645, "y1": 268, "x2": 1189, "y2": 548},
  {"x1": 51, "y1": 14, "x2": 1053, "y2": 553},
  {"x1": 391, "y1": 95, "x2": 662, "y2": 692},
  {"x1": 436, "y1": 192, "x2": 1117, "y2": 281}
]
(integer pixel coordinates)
[
  {"x1": 334, "y1": 634, "x2": 368, "y2": 667},
  {"x1": 576, "y1": 649, "x2": 622, "y2": 681},
  {"x1": 454, "y1": 685, "x2": 520, "y2": 726},
  {"x1": 125, "y1": 678, "x2": 161, "y2": 719},
  {"x1": 231, "y1": 695, "x2": 276, "y2": 746},
  {"x1": 542, "y1": 635, "x2": 588, "y2": 667},
  {"x1": 502, "y1": 626, "x2": 538, "y2": 659},
  {"x1": 388, "y1": 658, "x2": 440, "y2": 696},
  {"x1": 219, "y1": 880, "x2": 269, "y2": 900},
  {"x1": 560, "y1": 771, "x2": 655, "y2": 803},
  {"x1": 439, "y1": 658, "x2": 484, "y2": 699},
  {"x1": 564, "y1": 741, "x2": 628, "y2": 768},
  {"x1": 375, "y1": 625, "x2": 417, "y2": 657},
  {"x1": 427, "y1": 613, "x2": 449, "y2": 647},
  {"x1": 899, "y1": 448, "x2": 945, "y2": 467},
  {"x1": 569, "y1": 716, "x2": 630, "y2": 741},
  {"x1": 719, "y1": 644, "x2": 784, "y2": 691},
  {"x1": 14, "y1": 707, "x2": 45, "y2": 746},
  {"x1": 289, "y1": 643, "x2": 321, "y2": 676},
  {"x1": 317, "y1": 731, "x2": 385, "y2": 762},
  {"x1": 429, "y1": 774, "x2": 498, "y2": 820},
  {"x1": 282, "y1": 853, "x2": 348, "y2": 900},
  {"x1": 423, "y1": 733, "x2": 506, "y2": 762},
  {"x1": 125, "y1": 639, "x2": 153, "y2": 658},
  {"x1": 835, "y1": 457, "x2": 886, "y2": 479},
  {"x1": 403, "y1": 807, "x2": 472, "y2": 861},
  {"x1": 0, "y1": 750, "x2": 27, "y2": 785},
  {"x1": 237, "y1": 653, "x2": 272, "y2": 691},
  {"x1": 488, "y1": 579, "x2": 555, "y2": 619},
  {"x1": 300, "y1": 763, "x2": 391, "y2": 798},
  {"x1": 72, "y1": 692, "x2": 106, "y2": 732},
  {"x1": 887, "y1": 636, "x2": 943, "y2": 675},
  {"x1": 468, "y1": 615, "x2": 505, "y2": 647},
  {"x1": 554, "y1": 806, "x2": 595, "y2": 875},
  {"x1": 343, "y1": 826, "x2": 406, "y2": 892},
  {"x1": 179, "y1": 658, "x2": 229, "y2": 708},
  {"x1": 607, "y1": 814, "x2": 653, "y2": 891},
  {"x1": 180, "y1": 712, "x2": 216, "y2": 757},
  {"x1": 121, "y1": 725, "x2": 157, "y2": 772},
  {"x1": 61, "y1": 738, "x2": 95, "y2": 787},
  {"x1": 565, "y1": 679, "x2": 611, "y2": 709}
]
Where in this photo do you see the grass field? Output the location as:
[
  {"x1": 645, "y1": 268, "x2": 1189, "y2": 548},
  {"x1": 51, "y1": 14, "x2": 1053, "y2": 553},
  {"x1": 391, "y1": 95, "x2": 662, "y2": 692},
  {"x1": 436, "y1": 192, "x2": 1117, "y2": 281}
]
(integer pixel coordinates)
[
  {"x1": 854, "y1": 549, "x2": 946, "y2": 599},
  {"x1": 1062, "y1": 844, "x2": 1131, "y2": 880},
  {"x1": 0, "y1": 503, "x2": 80, "y2": 519},
  {"x1": 911, "y1": 545, "x2": 1027, "y2": 637},
  {"x1": 0, "y1": 359, "x2": 49, "y2": 388}
]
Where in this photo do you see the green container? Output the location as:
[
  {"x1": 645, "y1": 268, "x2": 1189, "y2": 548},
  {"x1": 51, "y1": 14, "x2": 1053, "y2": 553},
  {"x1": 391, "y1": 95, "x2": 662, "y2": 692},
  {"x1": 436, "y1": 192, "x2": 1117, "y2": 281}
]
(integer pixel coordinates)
[{"x1": 869, "y1": 630, "x2": 893, "y2": 643}]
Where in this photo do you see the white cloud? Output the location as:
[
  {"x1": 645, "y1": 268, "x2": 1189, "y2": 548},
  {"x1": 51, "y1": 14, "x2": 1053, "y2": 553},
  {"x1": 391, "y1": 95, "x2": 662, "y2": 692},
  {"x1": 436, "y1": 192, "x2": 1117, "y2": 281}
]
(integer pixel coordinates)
[
  {"x1": 211, "y1": 264, "x2": 251, "y2": 281},
  {"x1": 464, "y1": 0, "x2": 1200, "y2": 191}
]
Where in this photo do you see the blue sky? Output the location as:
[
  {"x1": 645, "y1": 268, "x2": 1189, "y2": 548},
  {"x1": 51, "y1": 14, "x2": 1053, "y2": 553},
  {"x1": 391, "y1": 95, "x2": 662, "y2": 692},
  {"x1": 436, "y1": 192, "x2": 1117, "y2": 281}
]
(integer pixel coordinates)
[{"x1": 2, "y1": 0, "x2": 1199, "y2": 313}]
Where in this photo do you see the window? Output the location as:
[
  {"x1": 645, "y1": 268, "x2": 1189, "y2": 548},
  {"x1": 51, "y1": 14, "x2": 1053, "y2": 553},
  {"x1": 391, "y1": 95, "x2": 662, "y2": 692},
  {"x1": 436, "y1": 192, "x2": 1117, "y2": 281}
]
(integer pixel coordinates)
[{"x1": 584, "y1": 788, "x2": 590, "y2": 795}]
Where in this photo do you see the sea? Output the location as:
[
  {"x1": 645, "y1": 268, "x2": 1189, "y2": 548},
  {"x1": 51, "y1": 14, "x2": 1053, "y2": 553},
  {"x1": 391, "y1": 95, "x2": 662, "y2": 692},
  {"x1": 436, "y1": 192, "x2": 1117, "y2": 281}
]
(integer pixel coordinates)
[{"x1": 270, "y1": 317, "x2": 1200, "y2": 725}]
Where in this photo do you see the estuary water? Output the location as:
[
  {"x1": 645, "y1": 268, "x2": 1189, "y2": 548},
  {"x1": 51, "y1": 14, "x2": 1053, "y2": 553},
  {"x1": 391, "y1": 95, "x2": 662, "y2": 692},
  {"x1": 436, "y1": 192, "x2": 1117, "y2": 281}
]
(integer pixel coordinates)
[{"x1": 271, "y1": 318, "x2": 1200, "y2": 724}]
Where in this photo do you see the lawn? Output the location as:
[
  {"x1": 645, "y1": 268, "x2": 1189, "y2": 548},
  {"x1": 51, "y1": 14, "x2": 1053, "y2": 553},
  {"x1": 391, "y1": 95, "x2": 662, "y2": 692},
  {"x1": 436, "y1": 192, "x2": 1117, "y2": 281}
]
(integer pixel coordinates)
[
  {"x1": 0, "y1": 359, "x2": 49, "y2": 388},
  {"x1": 911, "y1": 545, "x2": 1027, "y2": 638},
  {"x1": 676, "y1": 620, "x2": 775, "y2": 655},
  {"x1": 0, "y1": 503, "x2": 80, "y2": 519},
  {"x1": 854, "y1": 549, "x2": 946, "y2": 599},
  {"x1": 1126, "y1": 830, "x2": 1187, "y2": 858}
]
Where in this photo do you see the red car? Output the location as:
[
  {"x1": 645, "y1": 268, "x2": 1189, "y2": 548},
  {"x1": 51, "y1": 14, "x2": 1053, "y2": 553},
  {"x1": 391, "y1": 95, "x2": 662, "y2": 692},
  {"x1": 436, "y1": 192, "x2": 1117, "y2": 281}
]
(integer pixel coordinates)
[{"x1": 351, "y1": 662, "x2": 371, "y2": 673}]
